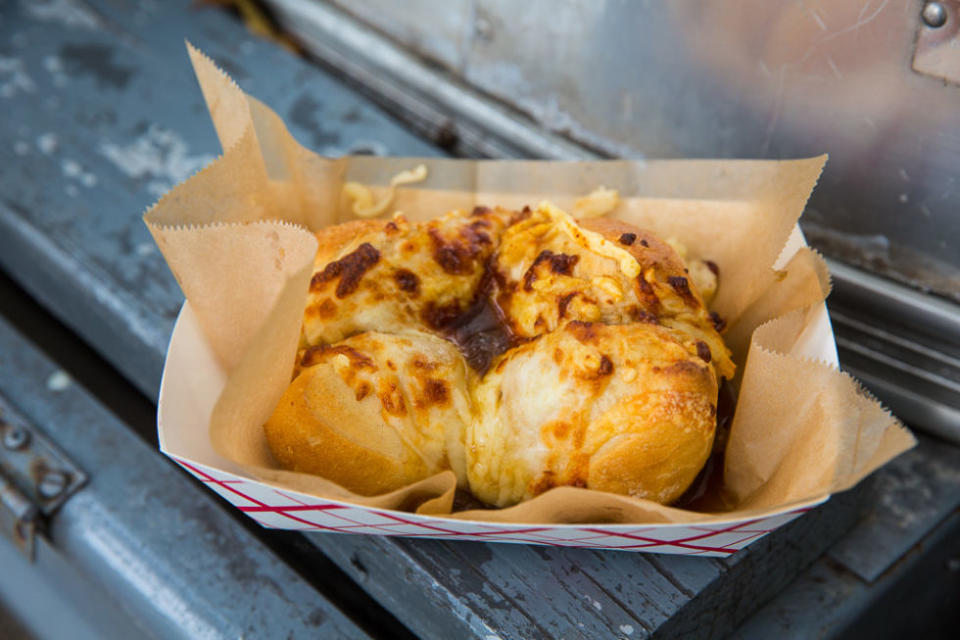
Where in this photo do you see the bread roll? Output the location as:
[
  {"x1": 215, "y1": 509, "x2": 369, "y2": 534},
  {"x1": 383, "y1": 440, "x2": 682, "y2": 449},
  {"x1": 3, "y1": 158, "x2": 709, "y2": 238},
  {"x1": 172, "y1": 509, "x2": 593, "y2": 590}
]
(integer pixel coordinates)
[
  {"x1": 469, "y1": 321, "x2": 718, "y2": 507},
  {"x1": 302, "y1": 207, "x2": 514, "y2": 346},
  {"x1": 265, "y1": 331, "x2": 473, "y2": 495},
  {"x1": 493, "y1": 203, "x2": 734, "y2": 379},
  {"x1": 266, "y1": 201, "x2": 732, "y2": 506}
]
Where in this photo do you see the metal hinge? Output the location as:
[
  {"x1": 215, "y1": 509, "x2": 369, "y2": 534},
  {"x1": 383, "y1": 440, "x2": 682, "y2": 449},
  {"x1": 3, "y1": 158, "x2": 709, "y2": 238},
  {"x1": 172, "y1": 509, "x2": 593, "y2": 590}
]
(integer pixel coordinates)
[{"x1": 0, "y1": 393, "x2": 87, "y2": 561}]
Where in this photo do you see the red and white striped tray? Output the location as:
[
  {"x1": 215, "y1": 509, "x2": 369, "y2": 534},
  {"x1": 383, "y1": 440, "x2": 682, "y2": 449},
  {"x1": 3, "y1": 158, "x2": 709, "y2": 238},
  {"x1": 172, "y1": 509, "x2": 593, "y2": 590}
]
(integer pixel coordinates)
[
  {"x1": 171, "y1": 454, "x2": 822, "y2": 556},
  {"x1": 159, "y1": 230, "x2": 835, "y2": 556}
]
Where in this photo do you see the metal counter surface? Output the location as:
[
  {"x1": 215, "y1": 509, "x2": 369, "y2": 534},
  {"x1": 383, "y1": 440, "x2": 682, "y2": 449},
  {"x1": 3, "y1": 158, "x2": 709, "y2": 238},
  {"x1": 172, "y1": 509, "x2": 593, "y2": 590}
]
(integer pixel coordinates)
[
  {"x1": 1, "y1": 1, "x2": 955, "y2": 638},
  {"x1": 0, "y1": 314, "x2": 370, "y2": 639}
]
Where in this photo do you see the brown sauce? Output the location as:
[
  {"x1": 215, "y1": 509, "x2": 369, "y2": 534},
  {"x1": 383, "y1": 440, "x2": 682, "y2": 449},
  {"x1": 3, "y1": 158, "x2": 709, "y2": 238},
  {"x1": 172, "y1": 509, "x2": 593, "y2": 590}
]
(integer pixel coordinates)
[
  {"x1": 673, "y1": 380, "x2": 737, "y2": 511},
  {"x1": 441, "y1": 267, "x2": 517, "y2": 374}
]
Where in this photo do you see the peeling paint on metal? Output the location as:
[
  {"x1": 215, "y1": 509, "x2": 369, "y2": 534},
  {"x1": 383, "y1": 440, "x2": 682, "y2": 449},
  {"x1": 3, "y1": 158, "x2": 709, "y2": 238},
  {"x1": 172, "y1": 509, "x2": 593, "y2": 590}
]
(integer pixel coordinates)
[
  {"x1": 46, "y1": 370, "x2": 72, "y2": 392},
  {"x1": 59, "y1": 44, "x2": 135, "y2": 90},
  {"x1": 584, "y1": 594, "x2": 603, "y2": 611},
  {"x1": 61, "y1": 159, "x2": 98, "y2": 187},
  {"x1": 43, "y1": 54, "x2": 68, "y2": 88},
  {"x1": 135, "y1": 243, "x2": 155, "y2": 256},
  {"x1": 0, "y1": 56, "x2": 36, "y2": 98},
  {"x1": 36, "y1": 133, "x2": 57, "y2": 155},
  {"x1": 99, "y1": 125, "x2": 214, "y2": 197},
  {"x1": 22, "y1": 0, "x2": 101, "y2": 30}
]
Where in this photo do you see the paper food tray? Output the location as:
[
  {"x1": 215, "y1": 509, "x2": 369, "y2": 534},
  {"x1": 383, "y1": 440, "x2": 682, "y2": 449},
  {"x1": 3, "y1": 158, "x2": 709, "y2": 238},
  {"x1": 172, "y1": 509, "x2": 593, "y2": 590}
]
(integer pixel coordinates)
[{"x1": 158, "y1": 228, "x2": 835, "y2": 557}]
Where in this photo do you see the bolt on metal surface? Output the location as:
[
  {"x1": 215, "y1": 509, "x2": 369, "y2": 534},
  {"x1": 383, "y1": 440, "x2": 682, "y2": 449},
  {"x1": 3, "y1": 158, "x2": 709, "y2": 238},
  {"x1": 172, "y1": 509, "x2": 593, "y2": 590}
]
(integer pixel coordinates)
[
  {"x1": 38, "y1": 470, "x2": 68, "y2": 499},
  {"x1": 923, "y1": 2, "x2": 948, "y2": 28},
  {"x1": 2, "y1": 423, "x2": 30, "y2": 450}
]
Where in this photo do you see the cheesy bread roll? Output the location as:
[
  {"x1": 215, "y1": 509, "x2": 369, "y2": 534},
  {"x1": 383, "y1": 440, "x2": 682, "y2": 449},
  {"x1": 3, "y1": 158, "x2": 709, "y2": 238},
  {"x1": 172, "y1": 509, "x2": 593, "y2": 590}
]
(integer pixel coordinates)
[
  {"x1": 265, "y1": 331, "x2": 473, "y2": 495},
  {"x1": 468, "y1": 320, "x2": 718, "y2": 507},
  {"x1": 493, "y1": 203, "x2": 734, "y2": 380},
  {"x1": 302, "y1": 207, "x2": 515, "y2": 346}
]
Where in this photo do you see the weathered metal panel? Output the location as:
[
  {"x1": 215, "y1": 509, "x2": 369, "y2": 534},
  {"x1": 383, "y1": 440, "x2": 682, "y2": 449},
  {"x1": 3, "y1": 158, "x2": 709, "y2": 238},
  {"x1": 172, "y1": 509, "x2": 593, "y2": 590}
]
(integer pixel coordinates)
[
  {"x1": 0, "y1": 316, "x2": 370, "y2": 639},
  {"x1": 0, "y1": 0, "x2": 440, "y2": 397},
  {"x1": 734, "y1": 437, "x2": 960, "y2": 639}
]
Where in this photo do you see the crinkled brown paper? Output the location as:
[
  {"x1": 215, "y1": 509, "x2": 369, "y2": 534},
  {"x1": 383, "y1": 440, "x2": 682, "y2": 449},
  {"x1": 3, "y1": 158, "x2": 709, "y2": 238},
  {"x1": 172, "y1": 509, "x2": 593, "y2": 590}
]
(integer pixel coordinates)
[{"x1": 145, "y1": 45, "x2": 914, "y2": 525}]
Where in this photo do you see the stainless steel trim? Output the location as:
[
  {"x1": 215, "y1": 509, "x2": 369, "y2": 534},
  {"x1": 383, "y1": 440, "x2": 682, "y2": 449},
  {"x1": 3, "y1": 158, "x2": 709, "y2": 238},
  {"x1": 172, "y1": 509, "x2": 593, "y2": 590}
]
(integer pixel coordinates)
[
  {"x1": 827, "y1": 258, "x2": 960, "y2": 442},
  {"x1": 266, "y1": 0, "x2": 595, "y2": 160},
  {"x1": 827, "y1": 259, "x2": 960, "y2": 344}
]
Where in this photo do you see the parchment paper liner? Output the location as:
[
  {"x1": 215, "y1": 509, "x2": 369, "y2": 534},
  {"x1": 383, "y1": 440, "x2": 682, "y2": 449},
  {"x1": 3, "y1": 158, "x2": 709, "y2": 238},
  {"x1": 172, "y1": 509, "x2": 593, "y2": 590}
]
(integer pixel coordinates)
[{"x1": 146, "y1": 45, "x2": 914, "y2": 525}]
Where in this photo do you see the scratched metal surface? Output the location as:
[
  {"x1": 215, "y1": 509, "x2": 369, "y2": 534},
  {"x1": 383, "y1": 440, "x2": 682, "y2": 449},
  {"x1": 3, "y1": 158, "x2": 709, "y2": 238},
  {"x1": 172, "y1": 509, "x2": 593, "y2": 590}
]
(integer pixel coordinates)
[
  {"x1": 0, "y1": 1, "x2": 859, "y2": 638},
  {"x1": 0, "y1": 0, "x2": 440, "y2": 396},
  {"x1": 298, "y1": 0, "x2": 960, "y2": 301},
  {"x1": 0, "y1": 316, "x2": 369, "y2": 639},
  {"x1": 734, "y1": 436, "x2": 960, "y2": 639}
]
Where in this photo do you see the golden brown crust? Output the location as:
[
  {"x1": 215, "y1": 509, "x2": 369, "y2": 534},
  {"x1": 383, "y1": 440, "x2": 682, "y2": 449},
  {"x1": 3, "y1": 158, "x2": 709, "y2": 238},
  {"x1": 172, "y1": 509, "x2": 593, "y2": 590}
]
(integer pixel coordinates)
[
  {"x1": 313, "y1": 220, "x2": 383, "y2": 268},
  {"x1": 469, "y1": 321, "x2": 717, "y2": 506},
  {"x1": 266, "y1": 331, "x2": 473, "y2": 495},
  {"x1": 493, "y1": 205, "x2": 734, "y2": 380},
  {"x1": 578, "y1": 218, "x2": 687, "y2": 277},
  {"x1": 301, "y1": 208, "x2": 514, "y2": 346}
]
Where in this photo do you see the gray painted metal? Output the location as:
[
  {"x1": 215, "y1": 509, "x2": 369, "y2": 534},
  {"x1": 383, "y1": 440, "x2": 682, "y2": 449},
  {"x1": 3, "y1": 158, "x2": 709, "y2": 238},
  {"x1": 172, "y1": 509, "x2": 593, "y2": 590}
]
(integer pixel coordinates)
[
  {"x1": 826, "y1": 435, "x2": 960, "y2": 582},
  {"x1": 735, "y1": 436, "x2": 960, "y2": 639},
  {"x1": 271, "y1": 0, "x2": 960, "y2": 302},
  {"x1": 0, "y1": 392, "x2": 88, "y2": 560},
  {"x1": 263, "y1": 0, "x2": 595, "y2": 161},
  {"x1": 308, "y1": 488, "x2": 860, "y2": 639},
  {"x1": 0, "y1": 1, "x2": 880, "y2": 638},
  {"x1": 0, "y1": 0, "x2": 440, "y2": 398},
  {"x1": 0, "y1": 316, "x2": 370, "y2": 639},
  {"x1": 826, "y1": 259, "x2": 960, "y2": 444},
  {"x1": 0, "y1": 522, "x2": 146, "y2": 640}
]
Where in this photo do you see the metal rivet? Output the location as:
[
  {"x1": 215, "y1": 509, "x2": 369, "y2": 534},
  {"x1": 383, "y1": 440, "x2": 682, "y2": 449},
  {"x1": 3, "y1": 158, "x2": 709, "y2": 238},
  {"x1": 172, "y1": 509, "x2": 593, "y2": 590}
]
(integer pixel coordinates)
[
  {"x1": 38, "y1": 470, "x2": 68, "y2": 500},
  {"x1": 2, "y1": 424, "x2": 30, "y2": 450},
  {"x1": 922, "y1": 2, "x2": 948, "y2": 28}
]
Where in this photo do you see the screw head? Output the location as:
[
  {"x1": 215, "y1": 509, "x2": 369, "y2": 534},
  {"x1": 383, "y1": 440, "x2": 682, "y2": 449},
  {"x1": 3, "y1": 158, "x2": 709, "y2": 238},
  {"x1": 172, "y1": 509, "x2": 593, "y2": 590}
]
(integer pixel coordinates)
[
  {"x1": 922, "y1": 2, "x2": 948, "y2": 28},
  {"x1": 2, "y1": 424, "x2": 29, "y2": 450},
  {"x1": 38, "y1": 470, "x2": 68, "y2": 500}
]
